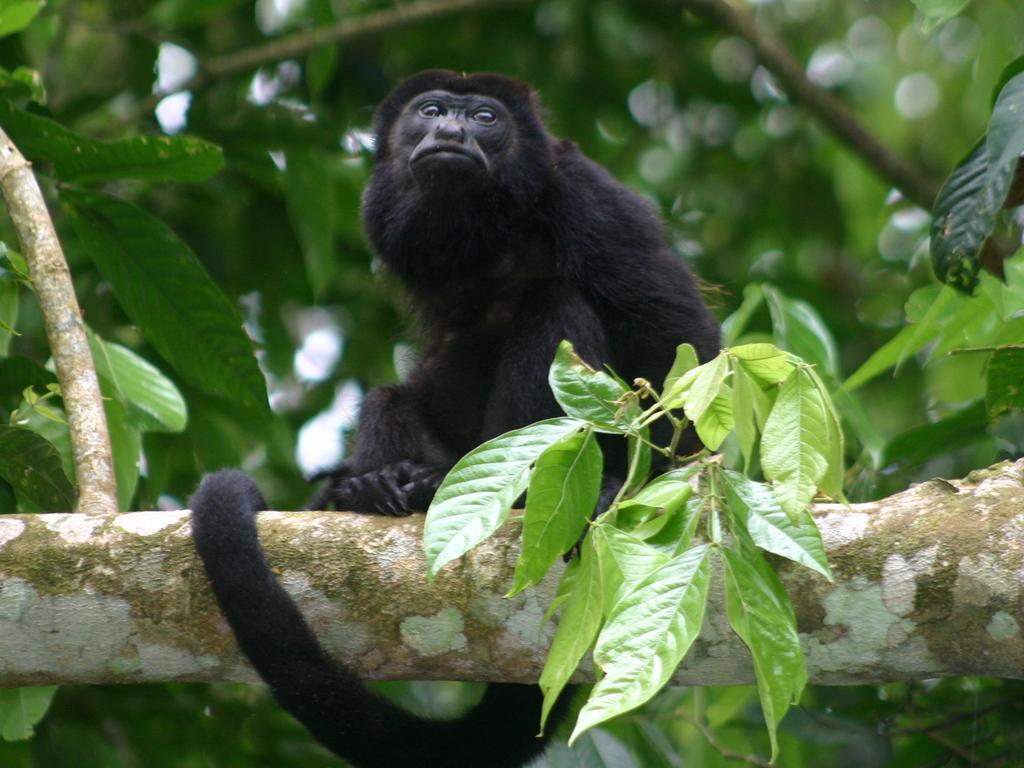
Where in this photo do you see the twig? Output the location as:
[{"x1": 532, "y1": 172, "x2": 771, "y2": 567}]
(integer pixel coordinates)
[
  {"x1": 0, "y1": 129, "x2": 118, "y2": 514},
  {"x1": 117, "y1": 0, "x2": 530, "y2": 128},
  {"x1": 674, "y1": 0, "x2": 942, "y2": 209},
  {"x1": 678, "y1": 689, "x2": 775, "y2": 767}
]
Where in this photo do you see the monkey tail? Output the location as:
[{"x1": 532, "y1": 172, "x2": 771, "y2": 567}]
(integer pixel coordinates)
[{"x1": 190, "y1": 470, "x2": 571, "y2": 768}]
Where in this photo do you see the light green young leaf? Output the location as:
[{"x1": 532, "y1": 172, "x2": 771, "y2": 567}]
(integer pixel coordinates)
[
  {"x1": 593, "y1": 525, "x2": 670, "y2": 611},
  {"x1": 510, "y1": 427, "x2": 602, "y2": 596},
  {"x1": 549, "y1": 341, "x2": 631, "y2": 431},
  {"x1": 804, "y1": 365, "x2": 845, "y2": 501},
  {"x1": 728, "y1": 343, "x2": 794, "y2": 387},
  {"x1": 695, "y1": 387, "x2": 734, "y2": 451},
  {"x1": 539, "y1": 535, "x2": 603, "y2": 730},
  {"x1": 571, "y1": 545, "x2": 711, "y2": 742},
  {"x1": 0, "y1": 686, "x2": 57, "y2": 741},
  {"x1": 731, "y1": 362, "x2": 760, "y2": 472},
  {"x1": 626, "y1": 466, "x2": 697, "y2": 517},
  {"x1": 661, "y1": 343, "x2": 699, "y2": 393},
  {"x1": 761, "y1": 368, "x2": 830, "y2": 520},
  {"x1": 721, "y1": 546, "x2": 806, "y2": 762},
  {"x1": 720, "y1": 470, "x2": 832, "y2": 580},
  {"x1": 911, "y1": 0, "x2": 970, "y2": 32},
  {"x1": 681, "y1": 353, "x2": 729, "y2": 424},
  {"x1": 88, "y1": 333, "x2": 188, "y2": 433},
  {"x1": 424, "y1": 417, "x2": 583, "y2": 578},
  {"x1": 0, "y1": 1, "x2": 44, "y2": 38},
  {"x1": 640, "y1": 496, "x2": 704, "y2": 556},
  {"x1": 763, "y1": 286, "x2": 840, "y2": 382},
  {"x1": 721, "y1": 282, "x2": 764, "y2": 344}
]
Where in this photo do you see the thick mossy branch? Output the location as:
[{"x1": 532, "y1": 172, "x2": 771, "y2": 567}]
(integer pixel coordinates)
[{"x1": 0, "y1": 460, "x2": 1022, "y2": 686}]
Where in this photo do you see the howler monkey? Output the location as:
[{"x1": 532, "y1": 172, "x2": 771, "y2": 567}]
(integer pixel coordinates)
[{"x1": 191, "y1": 70, "x2": 719, "y2": 768}]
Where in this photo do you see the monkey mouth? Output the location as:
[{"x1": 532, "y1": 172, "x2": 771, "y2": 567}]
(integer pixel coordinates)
[{"x1": 411, "y1": 143, "x2": 486, "y2": 170}]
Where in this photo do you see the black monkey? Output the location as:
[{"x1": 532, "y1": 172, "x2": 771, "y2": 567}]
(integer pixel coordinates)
[{"x1": 191, "y1": 70, "x2": 719, "y2": 768}]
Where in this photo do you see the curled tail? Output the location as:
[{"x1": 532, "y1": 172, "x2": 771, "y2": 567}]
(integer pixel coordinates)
[{"x1": 190, "y1": 469, "x2": 570, "y2": 768}]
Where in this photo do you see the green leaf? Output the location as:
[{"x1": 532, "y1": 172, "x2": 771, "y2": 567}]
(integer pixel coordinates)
[
  {"x1": 0, "y1": 98, "x2": 222, "y2": 182},
  {"x1": 720, "y1": 470, "x2": 832, "y2": 580},
  {"x1": 0, "y1": 65, "x2": 44, "y2": 104},
  {"x1": 539, "y1": 536, "x2": 603, "y2": 730},
  {"x1": 721, "y1": 282, "x2": 764, "y2": 344},
  {"x1": 549, "y1": 341, "x2": 631, "y2": 431},
  {"x1": 621, "y1": 428, "x2": 652, "y2": 497},
  {"x1": 842, "y1": 287, "x2": 958, "y2": 391},
  {"x1": 728, "y1": 343, "x2": 794, "y2": 387},
  {"x1": 571, "y1": 544, "x2": 711, "y2": 741},
  {"x1": 593, "y1": 524, "x2": 670, "y2": 610},
  {"x1": 0, "y1": 356, "x2": 55, "y2": 398},
  {"x1": 0, "y1": 0, "x2": 43, "y2": 38},
  {"x1": 0, "y1": 425, "x2": 74, "y2": 510},
  {"x1": 761, "y1": 368, "x2": 830, "y2": 520},
  {"x1": 284, "y1": 148, "x2": 337, "y2": 297},
  {"x1": 931, "y1": 71, "x2": 1024, "y2": 294},
  {"x1": 881, "y1": 401, "x2": 988, "y2": 471},
  {"x1": 680, "y1": 353, "x2": 729, "y2": 424},
  {"x1": 695, "y1": 386, "x2": 734, "y2": 451},
  {"x1": 986, "y1": 346, "x2": 1024, "y2": 418},
  {"x1": 63, "y1": 190, "x2": 268, "y2": 413},
  {"x1": 510, "y1": 427, "x2": 602, "y2": 596},
  {"x1": 763, "y1": 286, "x2": 840, "y2": 382},
  {"x1": 911, "y1": 0, "x2": 970, "y2": 32},
  {"x1": 731, "y1": 363, "x2": 761, "y2": 472},
  {"x1": 721, "y1": 546, "x2": 806, "y2": 762},
  {"x1": 89, "y1": 333, "x2": 188, "y2": 433},
  {"x1": 0, "y1": 278, "x2": 18, "y2": 355},
  {"x1": 661, "y1": 343, "x2": 699, "y2": 393},
  {"x1": 0, "y1": 686, "x2": 58, "y2": 741},
  {"x1": 104, "y1": 396, "x2": 142, "y2": 511},
  {"x1": 424, "y1": 417, "x2": 583, "y2": 578}
]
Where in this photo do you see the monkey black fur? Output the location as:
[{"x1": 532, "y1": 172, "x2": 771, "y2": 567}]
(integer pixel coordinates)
[{"x1": 191, "y1": 70, "x2": 719, "y2": 768}]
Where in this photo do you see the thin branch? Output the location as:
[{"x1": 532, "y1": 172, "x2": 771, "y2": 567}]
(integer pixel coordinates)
[
  {"x1": 118, "y1": 0, "x2": 530, "y2": 128},
  {"x1": 0, "y1": 130, "x2": 118, "y2": 515},
  {"x1": 674, "y1": 0, "x2": 942, "y2": 209},
  {"x1": 682, "y1": 690, "x2": 775, "y2": 767}
]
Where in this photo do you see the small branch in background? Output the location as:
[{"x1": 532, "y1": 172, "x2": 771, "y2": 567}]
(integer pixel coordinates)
[
  {"x1": 0, "y1": 129, "x2": 118, "y2": 515},
  {"x1": 117, "y1": 0, "x2": 531, "y2": 129},
  {"x1": 674, "y1": 0, "x2": 942, "y2": 210},
  {"x1": 678, "y1": 690, "x2": 775, "y2": 767}
]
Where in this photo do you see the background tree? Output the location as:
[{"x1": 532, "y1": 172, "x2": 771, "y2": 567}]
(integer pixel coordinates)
[{"x1": 0, "y1": 0, "x2": 1022, "y2": 765}]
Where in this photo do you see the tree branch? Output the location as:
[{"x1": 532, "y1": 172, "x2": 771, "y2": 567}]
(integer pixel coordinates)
[
  {"x1": 674, "y1": 0, "x2": 942, "y2": 209},
  {"x1": 0, "y1": 129, "x2": 118, "y2": 515},
  {"x1": 121, "y1": 0, "x2": 530, "y2": 127},
  {"x1": 0, "y1": 460, "x2": 1022, "y2": 686}
]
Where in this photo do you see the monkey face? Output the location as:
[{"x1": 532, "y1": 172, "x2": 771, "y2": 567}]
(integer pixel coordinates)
[{"x1": 394, "y1": 90, "x2": 512, "y2": 190}]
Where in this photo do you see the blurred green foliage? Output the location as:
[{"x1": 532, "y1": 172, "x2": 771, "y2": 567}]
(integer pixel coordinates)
[{"x1": 0, "y1": 0, "x2": 1022, "y2": 765}]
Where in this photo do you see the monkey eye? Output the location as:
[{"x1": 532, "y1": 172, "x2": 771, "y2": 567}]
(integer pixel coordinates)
[
  {"x1": 419, "y1": 102, "x2": 443, "y2": 118},
  {"x1": 472, "y1": 108, "x2": 497, "y2": 125}
]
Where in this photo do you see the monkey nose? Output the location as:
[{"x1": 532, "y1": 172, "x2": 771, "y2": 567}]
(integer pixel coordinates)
[{"x1": 434, "y1": 119, "x2": 466, "y2": 142}]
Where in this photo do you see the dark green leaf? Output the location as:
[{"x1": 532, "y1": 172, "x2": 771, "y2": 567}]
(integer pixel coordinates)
[
  {"x1": 424, "y1": 417, "x2": 583, "y2": 577},
  {"x1": 0, "y1": 425, "x2": 74, "y2": 510},
  {"x1": 63, "y1": 190, "x2": 268, "y2": 413},
  {"x1": 104, "y1": 397, "x2": 142, "y2": 511},
  {"x1": 0, "y1": 279, "x2": 18, "y2": 355},
  {"x1": 284, "y1": 148, "x2": 337, "y2": 297},
  {"x1": 882, "y1": 401, "x2": 989, "y2": 470},
  {"x1": 0, "y1": 98, "x2": 222, "y2": 182},
  {"x1": 0, "y1": 356, "x2": 55, "y2": 399},
  {"x1": 510, "y1": 427, "x2": 602, "y2": 595},
  {"x1": 986, "y1": 346, "x2": 1024, "y2": 418}
]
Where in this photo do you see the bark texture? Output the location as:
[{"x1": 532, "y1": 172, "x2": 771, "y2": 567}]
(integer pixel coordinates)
[
  {"x1": 0, "y1": 128, "x2": 117, "y2": 515},
  {"x1": 0, "y1": 460, "x2": 1022, "y2": 687}
]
